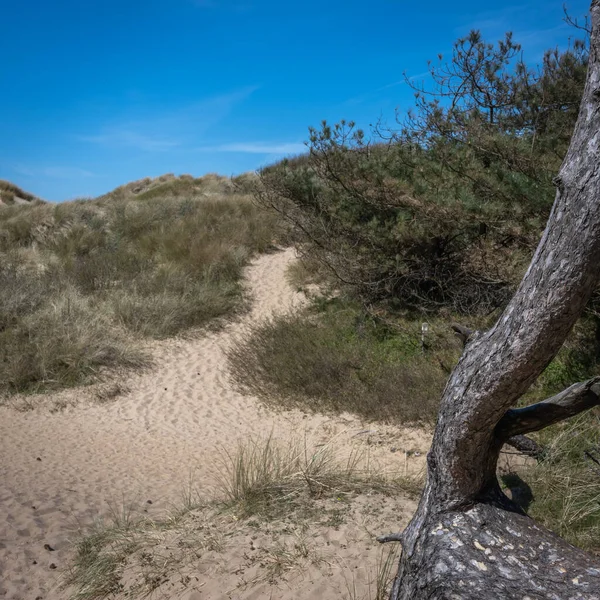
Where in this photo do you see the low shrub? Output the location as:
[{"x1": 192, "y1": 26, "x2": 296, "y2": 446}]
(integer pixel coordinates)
[{"x1": 228, "y1": 300, "x2": 457, "y2": 424}]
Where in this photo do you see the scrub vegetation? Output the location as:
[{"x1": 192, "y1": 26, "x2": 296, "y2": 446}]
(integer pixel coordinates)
[{"x1": 0, "y1": 174, "x2": 281, "y2": 397}]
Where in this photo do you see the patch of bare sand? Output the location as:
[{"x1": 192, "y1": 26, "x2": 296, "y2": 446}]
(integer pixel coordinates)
[
  {"x1": 95, "y1": 492, "x2": 418, "y2": 600},
  {"x1": 0, "y1": 248, "x2": 430, "y2": 599}
]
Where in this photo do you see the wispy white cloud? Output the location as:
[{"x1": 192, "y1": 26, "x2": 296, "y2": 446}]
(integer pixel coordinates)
[
  {"x1": 77, "y1": 131, "x2": 180, "y2": 151},
  {"x1": 201, "y1": 141, "x2": 306, "y2": 154},
  {"x1": 343, "y1": 79, "x2": 406, "y2": 107},
  {"x1": 77, "y1": 86, "x2": 259, "y2": 152},
  {"x1": 12, "y1": 164, "x2": 94, "y2": 179},
  {"x1": 512, "y1": 24, "x2": 573, "y2": 48}
]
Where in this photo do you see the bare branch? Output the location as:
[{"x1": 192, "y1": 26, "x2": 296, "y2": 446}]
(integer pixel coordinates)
[
  {"x1": 451, "y1": 323, "x2": 475, "y2": 346},
  {"x1": 496, "y1": 377, "x2": 600, "y2": 441},
  {"x1": 505, "y1": 434, "x2": 546, "y2": 459},
  {"x1": 377, "y1": 532, "x2": 404, "y2": 544},
  {"x1": 564, "y1": 4, "x2": 593, "y2": 35}
]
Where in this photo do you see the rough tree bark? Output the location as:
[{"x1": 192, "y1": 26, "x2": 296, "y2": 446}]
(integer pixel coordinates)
[{"x1": 383, "y1": 2, "x2": 600, "y2": 598}]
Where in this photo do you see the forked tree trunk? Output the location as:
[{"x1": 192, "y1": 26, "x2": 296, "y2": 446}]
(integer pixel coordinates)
[{"x1": 385, "y1": 2, "x2": 600, "y2": 597}]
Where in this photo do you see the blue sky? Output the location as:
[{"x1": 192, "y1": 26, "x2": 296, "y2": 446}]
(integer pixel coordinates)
[{"x1": 0, "y1": 0, "x2": 591, "y2": 201}]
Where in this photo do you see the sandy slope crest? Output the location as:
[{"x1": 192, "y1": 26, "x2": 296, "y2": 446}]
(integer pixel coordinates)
[{"x1": 0, "y1": 249, "x2": 429, "y2": 599}]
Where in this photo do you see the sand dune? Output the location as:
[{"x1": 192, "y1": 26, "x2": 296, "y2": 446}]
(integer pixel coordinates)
[{"x1": 0, "y1": 248, "x2": 429, "y2": 599}]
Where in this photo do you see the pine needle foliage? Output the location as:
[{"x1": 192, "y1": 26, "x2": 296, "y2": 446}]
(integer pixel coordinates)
[{"x1": 255, "y1": 28, "x2": 588, "y2": 315}]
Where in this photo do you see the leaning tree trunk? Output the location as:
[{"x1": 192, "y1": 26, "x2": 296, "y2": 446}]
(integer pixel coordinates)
[{"x1": 384, "y1": 2, "x2": 600, "y2": 598}]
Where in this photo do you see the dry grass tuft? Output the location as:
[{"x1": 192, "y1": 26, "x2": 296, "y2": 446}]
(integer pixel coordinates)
[
  {"x1": 65, "y1": 498, "x2": 217, "y2": 600},
  {"x1": 215, "y1": 435, "x2": 419, "y2": 520},
  {"x1": 285, "y1": 255, "x2": 330, "y2": 292},
  {"x1": 516, "y1": 411, "x2": 600, "y2": 551},
  {"x1": 344, "y1": 544, "x2": 401, "y2": 600},
  {"x1": 0, "y1": 179, "x2": 42, "y2": 206}
]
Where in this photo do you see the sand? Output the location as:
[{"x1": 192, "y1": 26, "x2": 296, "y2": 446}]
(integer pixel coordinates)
[{"x1": 0, "y1": 248, "x2": 430, "y2": 599}]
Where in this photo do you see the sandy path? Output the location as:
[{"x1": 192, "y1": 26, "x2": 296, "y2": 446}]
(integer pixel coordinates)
[{"x1": 0, "y1": 249, "x2": 429, "y2": 599}]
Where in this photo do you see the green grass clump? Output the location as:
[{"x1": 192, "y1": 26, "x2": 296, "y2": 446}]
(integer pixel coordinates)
[
  {"x1": 214, "y1": 435, "x2": 417, "y2": 519},
  {"x1": 68, "y1": 522, "x2": 138, "y2": 599},
  {"x1": 228, "y1": 298, "x2": 458, "y2": 424},
  {"x1": 0, "y1": 175, "x2": 282, "y2": 398}
]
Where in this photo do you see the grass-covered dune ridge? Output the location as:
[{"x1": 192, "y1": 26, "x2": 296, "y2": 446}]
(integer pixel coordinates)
[
  {"x1": 0, "y1": 173, "x2": 282, "y2": 397},
  {"x1": 0, "y1": 180, "x2": 43, "y2": 206}
]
